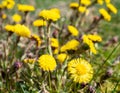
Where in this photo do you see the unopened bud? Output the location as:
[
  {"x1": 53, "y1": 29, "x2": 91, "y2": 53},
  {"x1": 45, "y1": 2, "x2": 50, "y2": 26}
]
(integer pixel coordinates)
[
  {"x1": 52, "y1": 30, "x2": 58, "y2": 38},
  {"x1": 87, "y1": 85, "x2": 95, "y2": 93},
  {"x1": 80, "y1": 83, "x2": 87, "y2": 89},
  {"x1": 14, "y1": 61, "x2": 22, "y2": 70},
  {"x1": 106, "y1": 68, "x2": 113, "y2": 77}
]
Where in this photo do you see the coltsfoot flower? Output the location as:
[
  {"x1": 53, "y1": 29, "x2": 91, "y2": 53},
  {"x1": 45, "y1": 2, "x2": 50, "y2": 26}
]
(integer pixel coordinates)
[
  {"x1": 69, "y1": 2, "x2": 79, "y2": 9},
  {"x1": 60, "y1": 39, "x2": 80, "y2": 52},
  {"x1": 1, "y1": 0, "x2": 15, "y2": 9},
  {"x1": 57, "y1": 53, "x2": 69, "y2": 63},
  {"x1": 51, "y1": 38, "x2": 59, "y2": 48},
  {"x1": 31, "y1": 34, "x2": 41, "y2": 47},
  {"x1": 68, "y1": 25, "x2": 79, "y2": 36},
  {"x1": 2, "y1": 14, "x2": 7, "y2": 19},
  {"x1": 14, "y1": 24, "x2": 31, "y2": 38},
  {"x1": 38, "y1": 54, "x2": 57, "y2": 71},
  {"x1": 12, "y1": 14, "x2": 22, "y2": 23},
  {"x1": 4, "y1": 24, "x2": 15, "y2": 32},
  {"x1": 81, "y1": 0, "x2": 91, "y2": 6},
  {"x1": 107, "y1": 3, "x2": 117, "y2": 14},
  {"x1": 82, "y1": 34, "x2": 102, "y2": 54},
  {"x1": 33, "y1": 19, "x2": 47, "y2": 27},
  {"x1": 78, "y1": 6, "x2": 87, "y2": 13},
  {"x1": 24, "y1": 58, "x2": 36, "y2": 64},
  {"x1": 39, "y1": 8, "x2": 60, "y2": 21},
  {"x1": 97, "y1": 0, "x2": 104, "y2": 5},
  {"x1": 87, "y1": 34, "x2": 102, "y2": 42},
  {"x1": 68, "y1": 58, "x2": 93, "y2": 83},
  {"x1": 105, "y1": 0, "x2": 111, "y2": 4},
  {"x1": 99, "y1": 8, "x2": 111, "y2": 21},
  {"x1": 17, "y1": 4, "x2": 35, "y2": 12}
]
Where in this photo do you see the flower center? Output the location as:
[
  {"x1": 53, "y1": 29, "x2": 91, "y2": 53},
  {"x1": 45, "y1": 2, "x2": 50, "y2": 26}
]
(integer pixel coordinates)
[{"x1": 76, "y1": 64, "x2": 87, "y2": 75}]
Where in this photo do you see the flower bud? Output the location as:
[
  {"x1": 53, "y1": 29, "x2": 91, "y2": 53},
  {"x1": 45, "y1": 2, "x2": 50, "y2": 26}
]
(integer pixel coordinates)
[
  {"x1": 14, "y1": 61, "x2": 23, "y2": 70},
  {"x1": 87, "y1": 85, "x2": 95, "y2": 93},
  {"x1": 106, "y1": 68, "x2": 113, "y2": 77},
  {"x1": 52, "y1": 29, "x2": 58, "y2": 38}
]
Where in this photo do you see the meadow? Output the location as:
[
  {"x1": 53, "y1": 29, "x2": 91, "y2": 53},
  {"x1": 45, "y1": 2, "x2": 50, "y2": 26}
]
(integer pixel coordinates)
[{"x1": 0, "y1": 0, "x2": 120, "y2": 93}]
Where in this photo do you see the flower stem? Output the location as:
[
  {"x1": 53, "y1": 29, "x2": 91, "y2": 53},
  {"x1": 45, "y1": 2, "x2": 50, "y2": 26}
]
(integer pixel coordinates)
[
  {"x1": 46, "y1": 21, "x2": 52, "y2": 55},
  {"x1": 48, "y1": 72, "x2": 52, "y2": 91}
]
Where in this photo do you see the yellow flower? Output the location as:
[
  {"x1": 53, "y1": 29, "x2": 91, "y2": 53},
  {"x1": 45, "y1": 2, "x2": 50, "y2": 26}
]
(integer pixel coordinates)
[
  {"x1": 4, "y1": 24, "x2": 15, "y2": 32},
  {"x1": 69, "y1": 2, "x2": 79, "y2": 9},
  {"x1": 78, "y1": 6, "x2": 87, "y2": 13},
  {"x1": 12, "y1": 14, "x2": 22, "y2": 23},
  {"x1": 50, "y1": 38, "x2": 59, "y2": 54},
  {"x1": 105, "y1": 0, "x2": 111, "y2": 3},
  {"x1": 51, "y1": 38, "x2": 59, "y2": 48},
  {"x1": 31, "y1": 34, "x2": 41, "y2": 47},
  {"x1": 53, "y1": 48, "x2": 59, "y2": 54},
  {"x1": 99, "y1": 8, "x2": 111, "y2": 21},
  {"x1": 14, "y1": 24, "x2": 31, "y2": 38},
  {"x1": 97, "y1": 0, "x2": 104, "y2": 5},
  {"x1": 24, "y1": 58, "x2": 36, "y2": 64},
  {"x1": 17, "y1": 4, "x2": 35, "y2": 12},
  {"x1": 2, "y1": 0, "x2": 15, "y2": 9},
  {"x1": 38, "y1": 54, "x2": 57, "y2": 71},
  {"x1": 0, "y1": 4, "x2": 4, "y2": 9},
  {"x1": 60, "y1": 39, "x2": 80, "y2": 52},
  {"x1": 107, "y1": 3, "x2": 117, "y2": 14},
  {"x1": 57, "y1": 53, "x2": 69, "y2": 63},
  {"x1": 2, "y1": 14, "x2": 7, "y2": 19},
  {"x1": 87, "y1": 34, "x2": 102, "y2": 42},
  {"x1": 33, "y1": 19, "x2": 47, "y2": 27},
  {"x1": 50, "y1": 8, "x2": 60, "y2": 14},
  {"x1": 68, "y1": 58, "x2": 93, "y2": 83},
  {"x1": 83, "y1": 34, "x2": 102, "y2": 54},
  {"x1": 39, "y1": 8, "x2": 60, "y2": 21},
  {"x1": 81, "y1": 0, "x2": 91, "y2": 6},
  {"x1": 68, "y1": 25, "x2": 79, "y2": 36},
  {"x1": 83, "y1": 35, "x2": 97, "y2": 54}
]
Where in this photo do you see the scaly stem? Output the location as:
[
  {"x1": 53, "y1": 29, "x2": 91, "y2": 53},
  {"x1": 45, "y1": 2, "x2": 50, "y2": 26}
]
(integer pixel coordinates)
[
  {"x1": 46, "y1": 21, "x2": 52, "y2": 55},
  {"x1": 48, "y1": 72, "x2": 52, "y2": 91}
]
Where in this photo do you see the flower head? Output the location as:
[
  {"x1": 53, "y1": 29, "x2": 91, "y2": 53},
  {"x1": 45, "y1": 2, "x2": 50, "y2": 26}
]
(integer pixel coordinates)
[
  {"x1": 107, "y1": 3, "x2": 117, "y2": 14},
  {"x1": 69, "y1": 2, "x2": 79, "y2": 9},
  {"x1": 12, "y1": 14, "x2": 22, "y2": 23},
  {"x1": 2, "y1": 14, "x2": 7, "y2": 19},
  {"x1": 31, "y1": 34, "x2": 41, "y2": 47},
  {"x1": 51, "y1": 38, "x2": 59, "y2": 48},
  {"x1": 33, "y1": 19, "x2": 47, "y2": 27},
  {"x1": 81, "y1": 0, "x2": 91, "y2": 6},
  {"x1": 4, "y1": 24, "x2": 15, "y2": 32},
  {"x1": 14, "y1": 24, "x2": 31, "y2": 38},
  {"x1": 82, "y1": 34, "x2": 102, "y2": 54},
  {"x1": 0, "y1": 4, "x2": 4, "y2": 9},
  {"x1": 99, "y1": 8, "x2": 111, "y2": 21},
  {"x1": 38, "y1": 54, "x2": 56, "y2": 71},
  {"x1": 97, "y1": 0, "x2": 104, "y2": 5},
  {"x1": 1, "y1": 0, "x2": 15, "y2": 9},
  {"x1": 68, "y1": 58, "x2": 93, "y2": 83},
  {"x1": 68, "y1": 25, "x2": 79, "y2": 36},
  {"x1": 78, "y1": 6, "x2": 87, "y2": 13},
  {"x1": 60, "y1": 39, "x2": 80, "y2": 52},
  {"x1": 87, "y1": 34, "x2": 102, "y2": 42},
  {"x1": 39, "y1": 8, "x2": 60, "y2": 21},
  {"x1": 17, "y1": 4, "x2": 35, "y2": 12},
  {"x1": 24, "y1": 58, "x2": 36, "y2": 64},
  {"x1": 105, "y1": 0, "x2": 111, "y2": 4},
  {"x1": 57, "y1": 53, "x2": 69, "y2": 63}
]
